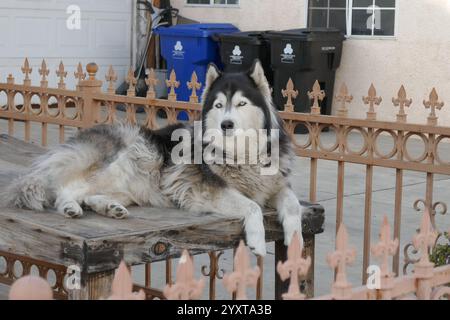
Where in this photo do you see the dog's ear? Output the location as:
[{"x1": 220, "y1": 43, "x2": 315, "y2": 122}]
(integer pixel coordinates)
[
  {"x1": 205, "y1": 63, "x2": 221, "y2": 91},
  {"x1": 201, "y1": 63, "x2": 222, "y2": 103},
  {"x1": 248, "y1": 59, "x2": 271, "y2": 99}
]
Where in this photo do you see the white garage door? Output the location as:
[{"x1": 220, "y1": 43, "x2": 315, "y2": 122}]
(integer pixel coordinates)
[{"x1": 0, "y1": 0, "x2": 133, "y2": 90}]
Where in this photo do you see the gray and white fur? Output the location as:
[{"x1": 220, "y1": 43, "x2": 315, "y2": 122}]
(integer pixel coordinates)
[{"x1": 3, "y1": 60, "x2": 304, "y2": 256}]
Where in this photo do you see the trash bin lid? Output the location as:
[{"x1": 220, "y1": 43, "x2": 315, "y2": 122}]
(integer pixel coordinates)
[
  {"x1": 219, "y1": 31, "x2": 270, "y2": 45},
  {"x1": 155, "y1": 23, "x2": 239, "y2": 38},
  {"x1": 266, "y1": 28, "x2": 345, "y2": 42}
]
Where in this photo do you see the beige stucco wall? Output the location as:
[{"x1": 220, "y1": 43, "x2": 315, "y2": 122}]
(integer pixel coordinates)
[
  {"x1": 334, "y1": 0, "x2": 450, "y2": 125},
  {"x1": 171, "y1": 0, "x2": 450, "y2": 125},
  {"x1": 171, "y1": 0, "x2": 307, "y2": 31}
]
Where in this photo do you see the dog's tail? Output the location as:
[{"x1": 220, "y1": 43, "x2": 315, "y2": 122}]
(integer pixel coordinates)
[
  {"x1": 1, "y1": 142, "x2": 105, "y2": 211},
  {"x1": 0, "y1": 172, "x2": 49, "y2": 211},
  {"x1": 2, "y1": 124, "x2": 138, "y2": 211}
]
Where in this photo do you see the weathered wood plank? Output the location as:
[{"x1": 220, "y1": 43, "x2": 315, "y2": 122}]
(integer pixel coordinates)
[
  {"x1": 0, "y1": 206, "x2": 238, "y2": 238},
  {"x1": 0, "y1": 204, "x2": 323, "y2": 273},
  {"x1": 0, "y1": 206, "x2": 286, "y2": 273},
  {"x1": 0, "y1": 212, "x2": 86, "y2": 268}
]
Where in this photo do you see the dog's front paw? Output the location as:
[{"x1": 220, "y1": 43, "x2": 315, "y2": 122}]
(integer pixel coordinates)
[
  {"x1": 246, "y1": 232, "x2": 267, "y2": 257},
  {"x1": 106, "y1": 203, "x2": 129, "y2": 219},
  {"x1": 61, "y1": 202, "x2": 83, "y2": 219},
  {"x1": 284, "y1": 228, "x2": 304, "y2": 249},
  {"x1": 283, "y1": 214, "x2": 303, "y2": 247}
]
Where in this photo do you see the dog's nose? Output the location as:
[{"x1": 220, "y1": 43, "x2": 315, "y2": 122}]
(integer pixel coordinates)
[{"x1": 221, "y1": 120, "x2": 235, "y2": 132}]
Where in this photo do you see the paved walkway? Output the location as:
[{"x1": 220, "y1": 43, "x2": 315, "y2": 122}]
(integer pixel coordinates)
[{"x1": 0, "y1": 117, "x2": 449, "y2": 299}]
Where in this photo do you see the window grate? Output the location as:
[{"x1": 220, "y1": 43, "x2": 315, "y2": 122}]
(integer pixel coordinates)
[
  {"x1": 307, "y1": 0, "x2": 396, "y2": 37},
  {"x1": 186, "y1": 0, "x2": 239, "y2": 6}
]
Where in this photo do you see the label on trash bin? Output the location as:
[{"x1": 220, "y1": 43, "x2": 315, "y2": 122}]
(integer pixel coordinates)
[
  {"x1": 321, "y1": 46, "x2": 336, "y2": 52},
  {"x1": 229, "y1": 45, "x2": 244, "y2": 65},
  {"x1": 173, "y1": 41, "x2": 185, "y2": 60},
  {"x1": 281, "y1": 43, "x2": 295, "y2": 64}
]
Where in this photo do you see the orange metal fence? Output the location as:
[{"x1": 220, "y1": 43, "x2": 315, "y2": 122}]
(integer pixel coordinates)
[{"x1": 0, "y1": 58, "x2": 449, "y2": 298}]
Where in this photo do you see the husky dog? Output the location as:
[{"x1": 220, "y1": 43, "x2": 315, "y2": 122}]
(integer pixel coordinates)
[{"x1": 3, "y1": 60, "x2": 304, "y2": 256}]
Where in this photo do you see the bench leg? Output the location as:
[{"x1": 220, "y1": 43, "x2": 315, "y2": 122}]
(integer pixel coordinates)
[
  {"x1": 274, "y1": 234, "x2": 315, "y2": 300},
  {"x1": 68, "y1": 270, "x2": 115, "y2": 300},
  {"x1": 274, "y1": 239, "x2": 288, "y2": 300}
]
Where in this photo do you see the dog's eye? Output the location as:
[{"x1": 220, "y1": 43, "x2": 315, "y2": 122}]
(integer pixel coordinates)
[
  {"x1": 215, "y1": 103, "x2": 223, "y2": 109},
  {"x1": 238, "y1": 101, "x2": 247, "y2": 107}
]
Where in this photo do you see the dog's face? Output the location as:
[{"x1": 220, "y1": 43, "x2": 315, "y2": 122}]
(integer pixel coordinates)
[
  {"x1": 198, "y1": 60, "x2": 289, "y2": 171},
  {"x1": 201, "y1": 60, "x2": 275, "y2": 137}
]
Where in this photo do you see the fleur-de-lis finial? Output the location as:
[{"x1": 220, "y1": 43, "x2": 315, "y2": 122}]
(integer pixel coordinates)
[
  {"x1": 282, "y1": 78, "x2": 299, "y2": 112},
  {"x1": 223, "y1": 241, "x2": 261, "y2": 300},
  {"x1": 187, "y1": 71, "x2": 202, "y2": 103},
  {"x1": 413, "y1": 199, "x2": 448, "y2": 230},
  {"x1": 9, "y1": 276, "x2": 54, "y2": 300},
  {"x1": 126, "y1": 67, "x2": 137, "y2": 97},
  {"x1": 327, "y1": 223, "x2": 356, "y2": 300},
  {"x1": 108, "y1": 261, "x2": 145, "y2": 300},
  {"x1": 166, "y1": 69, "x2": 180, "y2": 102},
  {"x1": 392, "y1": 85, "x2": 412, "y2": 123},
  {"x1": 56, "y1": 61, "x2": 67, "y2": 89},
  {"x1": 362, "y1": 84, "x2": 382, "y2": 120},
  {"x1": 145, "y1": 68, "x2": 158, "y2": 99},
  {"x1": 21, "y1": 58, "x2": 32, "y2": 86},
  {"x1": 39, "y1": 59, "x2": 50, "y2": 88},
  {"x1": 307, "y1": 80, "x2": 325, "y2": 115},
  {"x1": 163, "y1": 250, "x2": 205, "y2": 300},
  {"x1": 413, "y1": 210, "x2": 438, "y2": 269},
  {"x1": 276, "y1": 232, "x2": 311, "y2": 300},
  {"x1": 423, "y1": 88, "x2": 444, "y2": 126},
  {"x1": 105, "y1": 65, "x2": 118, "y2": 94},
  {"x1": 412, "y1": 210, "x2": 439, "y2": 299},
  {"x1": 371, "y1": 216, "x2": 399, "y2": 278},
  {"x1": 74, "y1": 62, "x2": 86, "y2": 89},
  {"x1": 335, "y1": 83, "x2": 353, "y2": 117}
]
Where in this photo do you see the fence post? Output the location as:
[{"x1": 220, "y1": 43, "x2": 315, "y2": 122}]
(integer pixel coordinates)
[
  {"x1": 302, "y1": 234, "x2": 316, "y2": 297},
  {"x1": 275, "y1": 234, "x2": 315, "y2": 299},
  {"x1": 371, "y1": 216, "x2": 398, "y2": 300},
  {"x1": 413, "y1": 210, "x2": 438, "y2": 300},
  {"x1": 274, "y1": 239, "x2": 288, "y2": 299},
  {"x1": 223, "y1": 241, "x2": 260, "y2": 300},
  {"x1": 78, "y1": 62, "x2": 103, "y2": 128}
]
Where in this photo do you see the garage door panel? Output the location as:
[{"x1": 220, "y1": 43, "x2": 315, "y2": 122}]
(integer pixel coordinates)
[
  {"x1": 95, "y1": 19, "x2": 129, "y2": 49},
  {"x1": 1, "y1": 7, "x2": 132, "y2": 57},
  {"x1": 0, "y1": 16, "x2": 10, "y2": 47},
  {"x1": 14, "y1": 16, "x2": 53, "y2": 47},
  {"x1": 0, "y1": 0, "x2": 132, "y2": 87},
  {"x1": 56, "y1": 17, "x2": 90, "y2": 48},
  {"x1": 0, "y1": 0, "x2": 132, "y2": 13}
]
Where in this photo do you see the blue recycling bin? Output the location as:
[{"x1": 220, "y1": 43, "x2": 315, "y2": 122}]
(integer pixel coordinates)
[{"x1": 155, "y1": 23, "x2": 239, "y2": 119}]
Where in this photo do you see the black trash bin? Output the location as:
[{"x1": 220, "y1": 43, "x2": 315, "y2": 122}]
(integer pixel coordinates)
[
  {"x1": 219, "y1": 31, "x2": 273, "y2": 84},
  {"x1": 266, "y1": 28, "x2": 345, "y2": 115}
]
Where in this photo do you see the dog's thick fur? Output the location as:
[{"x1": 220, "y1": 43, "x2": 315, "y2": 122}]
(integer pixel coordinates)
[{"x1": 3, "y1": 61, "x2": 304, "y2": 256}]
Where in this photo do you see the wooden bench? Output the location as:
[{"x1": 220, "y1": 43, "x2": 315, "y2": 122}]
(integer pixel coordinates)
[{"x1": 0, "y1": 134, "x2": 325, "y2": 300}]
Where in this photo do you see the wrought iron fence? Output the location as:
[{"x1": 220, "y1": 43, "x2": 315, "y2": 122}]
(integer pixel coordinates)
[{"x1": 0, "y1": 58, "x2": 449, "y2": 298}]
